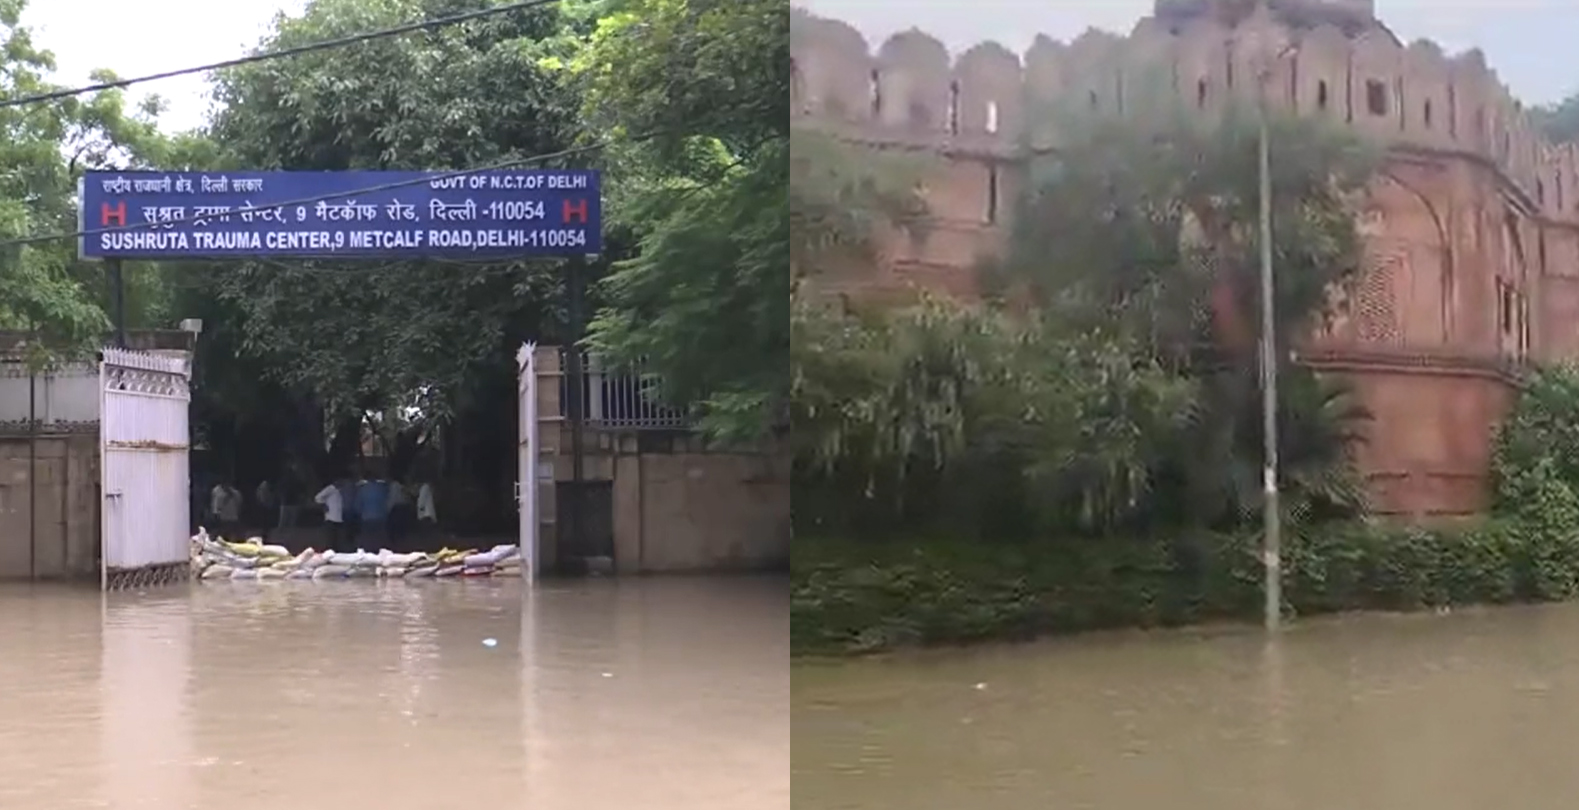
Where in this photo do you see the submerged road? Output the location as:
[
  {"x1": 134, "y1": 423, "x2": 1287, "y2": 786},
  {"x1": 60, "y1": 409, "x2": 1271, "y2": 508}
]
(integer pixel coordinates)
[
  {"x1": 0, "y1": 575, "x2": 788, "y2": 809},
  {"x1": 794, "y1": 603, "x2": 1579, "y2": 810}
]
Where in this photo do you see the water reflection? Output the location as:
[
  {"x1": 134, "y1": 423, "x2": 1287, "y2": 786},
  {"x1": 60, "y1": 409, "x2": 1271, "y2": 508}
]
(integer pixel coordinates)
[
  {"x1": 792, "y1": 604, "x2": 1579, "y2": 810},
  {"x1": 522, "y1": 578, "x2": 791, "y2": 807},
  {"x1": 0, "y1": 575, "x2": 786, "y2": 809},
  {"x1": 103, "y1": 592, "x2": 194, "y2": 809}
]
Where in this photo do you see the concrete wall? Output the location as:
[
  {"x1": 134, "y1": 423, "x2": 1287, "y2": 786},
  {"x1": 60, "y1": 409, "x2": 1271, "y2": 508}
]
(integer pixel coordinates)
[
  {"x1": 610, "y1": 445, "x2": 791, "y2": 575},
  {"x1": 0, "y1": 433, "x2": 100, "y2": 581},
  {"x1": 531, "y1": 346, "x2": 791, "y2": 574},
  {"x1": 792, "y1": 1, "x2": 1579, "y2": 516},
  {"x1": 545, "y1": 428, "x2": 791, "y2": 574}
]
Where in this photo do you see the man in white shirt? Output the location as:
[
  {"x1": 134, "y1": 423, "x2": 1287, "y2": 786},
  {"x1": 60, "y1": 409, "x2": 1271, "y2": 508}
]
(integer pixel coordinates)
[
  {"x1": 415, "y1": 478, "x2": 438, "y2": 546},
  {"x1": 315, "y1": 476, "x2": 349, "y2": 552},
  {"x1": 416, "y1": 479, "x2": 437, "y2": 525},
  {"x1": 210, "y1": 481, "x2": 242, "y2": 539}
]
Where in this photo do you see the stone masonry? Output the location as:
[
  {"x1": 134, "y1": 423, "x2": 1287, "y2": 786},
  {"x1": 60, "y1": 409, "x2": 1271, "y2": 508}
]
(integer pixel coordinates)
[{"x1": 792, "y1": 0, "x2": 1579, "y2": 517}]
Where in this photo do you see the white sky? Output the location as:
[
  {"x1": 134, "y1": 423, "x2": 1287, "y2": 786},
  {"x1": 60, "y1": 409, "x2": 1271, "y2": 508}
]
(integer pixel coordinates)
[
  {"x1": 27, "y1": 0, "x2": 305, "y2": 133},
  {"x1": 799, "y1": 0, "x2": 1579, "y2": 107},
  {"x1": 22, "y1": 1, "x2": 1579, "y2": 137}
]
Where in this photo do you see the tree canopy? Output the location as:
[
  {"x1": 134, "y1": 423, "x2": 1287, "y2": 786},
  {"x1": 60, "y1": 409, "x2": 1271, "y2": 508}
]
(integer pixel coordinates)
[
  {"x1": 792, "y1": 99, "x2": 1379, "y2": 539},
  {"x1": 0, "y1": 0, "x2": 785, "y2": 519},
  {"x1": 201, "y1": 0, "x2": 582, "y2": 419},
  {"x1": 0, "y1": 0, "x2": 185, "y2": 357},
  {"x1": 579, "y1": 0, "x2": 790, "y2": 442}
]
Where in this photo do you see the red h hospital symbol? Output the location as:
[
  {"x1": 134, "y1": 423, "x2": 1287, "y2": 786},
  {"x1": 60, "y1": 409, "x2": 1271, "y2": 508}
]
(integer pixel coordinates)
[
  {"x1": 562, "y1": 198, "x2": 587, "y2": 224},
  {"x1": 101, "y1": 201, "x2": 126, "y2": 227}
]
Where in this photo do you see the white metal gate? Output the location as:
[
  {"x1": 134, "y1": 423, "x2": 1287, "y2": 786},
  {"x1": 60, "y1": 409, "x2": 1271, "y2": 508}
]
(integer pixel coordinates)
[
  {"x1": 516, "y1": 342, "x2": 540, "y2": 582},
  {"x1": 100, "y1": 347, "x2": 192, "y2": 591}
]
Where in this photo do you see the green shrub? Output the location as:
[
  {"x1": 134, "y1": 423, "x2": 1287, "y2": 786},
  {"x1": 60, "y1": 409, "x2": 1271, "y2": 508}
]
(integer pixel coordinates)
[{"x1": 791, "y1": 517, "x2": 1579, "y2": 656}]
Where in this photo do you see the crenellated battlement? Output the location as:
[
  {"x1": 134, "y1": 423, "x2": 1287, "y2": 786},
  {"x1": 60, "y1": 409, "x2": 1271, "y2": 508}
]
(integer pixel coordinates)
[
  {"x1": 791, "y1": 3, "x2": 1579, "y2": 224},
  {"x1": 792, "y1": 1, "x2": 1579, "y2": 518}
]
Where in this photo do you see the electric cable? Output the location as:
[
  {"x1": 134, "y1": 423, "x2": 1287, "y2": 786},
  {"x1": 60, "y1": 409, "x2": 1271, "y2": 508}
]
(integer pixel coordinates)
[{"x1": 1, "y1": 0, "x2": 561, "y2": 109}]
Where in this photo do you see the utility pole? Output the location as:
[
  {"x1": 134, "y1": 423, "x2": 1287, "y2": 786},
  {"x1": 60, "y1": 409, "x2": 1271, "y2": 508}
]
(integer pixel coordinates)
[
  {"x1": 1257, "y1": 43, "x2": 1287, "y2": 633},
  {"x1": 564, "y1": 254, "x2": 587, "y2": 562},
  {"x1": 108, "y1": 258, "x2": 127, "y2": 348}
]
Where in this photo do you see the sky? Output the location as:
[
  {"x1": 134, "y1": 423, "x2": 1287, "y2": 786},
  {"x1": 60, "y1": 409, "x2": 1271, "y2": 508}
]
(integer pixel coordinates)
[
  {"x1": 797, "y1": 0, "x2": 1579, "y2": 107},
  {"x1": 18, "y1": 0, "x2": 1579, "y2": 135},
  {"x1": 26, "y1": 0, "x2": 306, "y2": 133}
]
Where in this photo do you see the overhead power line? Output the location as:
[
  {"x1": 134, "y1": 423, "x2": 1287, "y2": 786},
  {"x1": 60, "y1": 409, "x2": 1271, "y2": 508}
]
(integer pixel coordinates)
[
  {"x1": 0, "y1": 0, "x2": 561, "y2": 110},
  {"x1": 0, "y1": 138, "x2": 615, "y2": 252}
]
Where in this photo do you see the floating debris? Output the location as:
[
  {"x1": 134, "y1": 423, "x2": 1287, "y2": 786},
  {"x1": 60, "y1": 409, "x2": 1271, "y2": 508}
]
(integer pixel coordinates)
[{"x1": 188, "y1": 529, "x2": 526, "y2": 582}]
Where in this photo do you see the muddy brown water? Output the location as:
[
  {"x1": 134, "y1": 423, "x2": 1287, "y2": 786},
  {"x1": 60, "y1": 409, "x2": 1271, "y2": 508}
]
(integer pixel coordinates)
[
  {"x1": 0, "y1": 576, "x2": 787, "y2": 809},
  {"x1": 792, "y1": 604, "x2": 1579, "y2": 810}
]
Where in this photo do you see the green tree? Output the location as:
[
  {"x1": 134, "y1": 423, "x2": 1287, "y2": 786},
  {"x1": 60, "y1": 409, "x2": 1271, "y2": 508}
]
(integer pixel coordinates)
[
  {"x1": 1534, "y1": 93, "x2": 1579, "y2": 144},
  {"x1": 994, "y1": 102, "x2": 1378, "y2": 528},
  {"x1": 203, "y1": 0, "x2": 581, "y2": 419},
  {"x1": 577, "y1": 0, "x2": 788, "y2": 442},
  {"x1": 0, "y1": 0, "x2": 182, "y2": 356}
]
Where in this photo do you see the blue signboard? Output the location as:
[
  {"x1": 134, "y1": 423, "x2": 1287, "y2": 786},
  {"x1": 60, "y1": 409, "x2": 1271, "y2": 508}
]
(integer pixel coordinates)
[{"x1": 79, "y1": 169, "x2": 601, "y2": 259}]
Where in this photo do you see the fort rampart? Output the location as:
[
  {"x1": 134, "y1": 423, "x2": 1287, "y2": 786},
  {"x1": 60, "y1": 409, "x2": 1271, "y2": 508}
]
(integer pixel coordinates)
[{"x1": 791, "y1": 0, "x2": 1579, "y2": 516}]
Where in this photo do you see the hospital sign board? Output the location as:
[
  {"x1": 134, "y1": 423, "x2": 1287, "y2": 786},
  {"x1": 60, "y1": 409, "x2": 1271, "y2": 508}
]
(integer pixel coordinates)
[{"x1": 78, "y1": 169, "x2": 602, "y2": 259}]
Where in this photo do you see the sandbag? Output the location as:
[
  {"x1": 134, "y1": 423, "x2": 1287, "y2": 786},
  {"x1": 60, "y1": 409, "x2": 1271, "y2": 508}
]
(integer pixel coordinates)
[
  {"x1": 404, "y1": 565, "x2": 438, "y2": 578},
  {"x1": 463, "y1": 545, "x2": 518, "y2": 568},
  {"x1": 434, "y1": 564, "x2": 465, "y2": 578},
  {"x1": 230, "y1": 568, "x2": 259, "y2": 580},
  {"x1": 378, "y1": 551, "x2": 425, "y2": 567},
  {"x1": 461, "y1": 566, "x2": 494, "y2": 577},
  {"x1": 312, "y1": 564, "x2": 350, "y2": 579},
  {"x1": 225, "y1": 541, "x2": 263, "y2": 557},
  {"x1": 326, "y1": 550, "x2": 382, "y2": 568},
  {"x1": 256, "y1": 567, "x2": 287, "y2": 580},
  {"x1": 346, "y1": 566, "x2": 378, "y2": 578},
  {"x1": 285, "y1": 569, "x2": 313, "y2": 580},
  {"x1": 436, "y1": 548, "x2": 476, "y2": 565},
  {"x1": 200, "y1": 564, "x2": 235, "y2": 579}
]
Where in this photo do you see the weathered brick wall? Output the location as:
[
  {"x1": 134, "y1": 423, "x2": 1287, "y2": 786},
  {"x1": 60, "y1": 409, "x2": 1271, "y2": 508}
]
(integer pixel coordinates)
[{"x1": 792, "y1": 0, "x2": 1579, "y2": 515}]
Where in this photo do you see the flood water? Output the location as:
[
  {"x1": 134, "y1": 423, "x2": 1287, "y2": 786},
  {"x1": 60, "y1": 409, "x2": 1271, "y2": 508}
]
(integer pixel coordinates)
[
  {"x1": 0, "y1": 576, "x2": 787, "y2": 810},
  {"x1": 793, "y1": 604, "x2": 1579, "y2": 810}
]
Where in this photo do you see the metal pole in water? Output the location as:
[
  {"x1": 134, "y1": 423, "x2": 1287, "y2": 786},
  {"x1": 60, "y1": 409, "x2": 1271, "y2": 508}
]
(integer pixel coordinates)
[
  {"x1": 27, "y1": 331, "x2": 36, "y2": 581},
  {"x1": 1257, "y1": 66, "x2": 1282, "y2": 633}
]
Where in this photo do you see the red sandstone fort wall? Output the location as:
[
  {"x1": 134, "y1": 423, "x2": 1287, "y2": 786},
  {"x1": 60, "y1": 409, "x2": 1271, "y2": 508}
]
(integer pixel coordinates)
[{"x1": 791, "y1": 1, "x2": 1579, "y2": 516}]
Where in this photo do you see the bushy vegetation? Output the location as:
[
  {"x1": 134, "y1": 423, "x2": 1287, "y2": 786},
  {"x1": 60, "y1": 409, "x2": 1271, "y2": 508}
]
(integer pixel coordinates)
[
  {"x1": 790, "y1": 100, "x2": 1579, "y2": 656},
  {"x1": 792, "y1": 104, "x2": 1376, "y2": 542},
  {"x1": 791, "y1": 517, "x2": 1579, "y2": 654}
]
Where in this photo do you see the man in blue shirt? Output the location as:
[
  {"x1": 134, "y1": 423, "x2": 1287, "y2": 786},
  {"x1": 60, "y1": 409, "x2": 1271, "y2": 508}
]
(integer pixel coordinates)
[
  {"x1": 338, "y1": 476, "x2": 361, "y2": 546},
  {"x1": 356, "y1": 473, "x2": 391, "y2": 550}
]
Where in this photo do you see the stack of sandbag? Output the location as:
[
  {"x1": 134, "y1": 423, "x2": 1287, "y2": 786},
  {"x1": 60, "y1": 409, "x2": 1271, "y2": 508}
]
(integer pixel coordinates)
[
  {"x1": 188, "y1": 532, "x2": 526, "y2": 581},
  {"x1": 190, "y1": 530, "x2": 296, "y2": 580}
]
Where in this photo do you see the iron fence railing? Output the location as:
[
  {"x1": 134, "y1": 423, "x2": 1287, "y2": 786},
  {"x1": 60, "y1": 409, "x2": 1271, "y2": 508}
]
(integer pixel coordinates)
[{"x1": 558, "y1": 349, "x2": 691, "y2": 430}]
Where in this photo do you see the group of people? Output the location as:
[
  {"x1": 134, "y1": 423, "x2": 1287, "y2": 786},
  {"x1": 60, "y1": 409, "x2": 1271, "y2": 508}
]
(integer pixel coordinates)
[
  {"x1": 313, "y1": 474, "x2": 437, "y2": 553},
  {"x1": 206, "y1": 471, "x2": 438, "y2": 553}
]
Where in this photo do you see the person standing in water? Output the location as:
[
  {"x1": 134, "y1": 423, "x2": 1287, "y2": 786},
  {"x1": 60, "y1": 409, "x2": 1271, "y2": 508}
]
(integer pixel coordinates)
[
  {"x1": 357, "y1": 471, "x2": 391, "y2": 550},
  {"x1": 314, "y1": 475, "x2": 349, "y2": 553},
  {"x1": 416, "y1": 476, "x2": 438, "y2": 541}
]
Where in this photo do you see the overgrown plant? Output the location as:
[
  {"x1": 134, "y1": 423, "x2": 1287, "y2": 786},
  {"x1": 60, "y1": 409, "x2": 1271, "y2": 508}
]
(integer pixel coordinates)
[
  {"x1": 995, "y1": 98, "x2": 1379, "y2": 530},
  {"x1": 1492, "y1": 363, "x2": 1579, "y2": 516}
]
